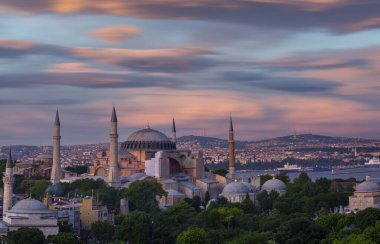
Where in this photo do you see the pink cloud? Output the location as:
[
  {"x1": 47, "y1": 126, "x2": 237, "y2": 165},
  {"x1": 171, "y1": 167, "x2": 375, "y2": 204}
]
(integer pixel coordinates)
[{"x1": 88, "y1": 25, "x2": 142, "y2": 43}]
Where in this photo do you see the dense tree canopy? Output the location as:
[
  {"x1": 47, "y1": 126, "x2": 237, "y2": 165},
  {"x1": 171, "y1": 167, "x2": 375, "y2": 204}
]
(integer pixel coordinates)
[
  {"x1": 7, "y1": 227, "x2": 45, "y2": 244},
  {"x1": 122, "y1": 178, "x2": 166, "y2": 213}
]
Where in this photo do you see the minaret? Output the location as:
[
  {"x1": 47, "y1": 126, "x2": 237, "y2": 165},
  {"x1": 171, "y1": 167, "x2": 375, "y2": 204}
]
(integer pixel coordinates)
[
  {"x1": 172, "y1": 117, "x2": 177, "y2": 144},
  {"x1": 3, "y1": 148, "x2": 14, "y2": 216},
  {"x1": 51, "y1": 110, "x2": 62, "y2": 184},
  {"x1": 107, "y1": 106, "x2": 121, "y2": 188},
  {"x1": 228, "y1": 116, "x2": 235, "y2": 179}
]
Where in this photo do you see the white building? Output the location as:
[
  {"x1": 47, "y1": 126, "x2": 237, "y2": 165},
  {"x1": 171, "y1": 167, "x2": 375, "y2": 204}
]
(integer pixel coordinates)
[
  {"x1": 1, "y1": 198, "x2": 58, "y2": 237},
  {"x1": 349, "y1": 176, "x2": 380, "y2": 212}
]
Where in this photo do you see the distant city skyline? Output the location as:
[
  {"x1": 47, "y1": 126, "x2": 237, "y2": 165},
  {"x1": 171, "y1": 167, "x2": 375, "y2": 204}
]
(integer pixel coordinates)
[{"x1": 1, "y1": 1, "x2": 380, "y2": 144}]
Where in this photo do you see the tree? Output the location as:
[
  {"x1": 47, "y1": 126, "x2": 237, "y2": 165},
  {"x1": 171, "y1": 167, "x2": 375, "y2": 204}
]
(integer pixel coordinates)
[
  {"x1": 275, "y1": 217, "x2": 328, "y2": 244},
  {"x1": 241, "y1": 196, "x2": 257, "y2": 214},
  {"x1": 176, "y1": 228, "x2": 209, "y2": 244},
  {"x1": 154, "y1": 202, "x2": 197, "y2": 243},
  {"x1": 29, "y1": 180, "x2": 51, "y2": 200},
  {"x1": 211, "y1": 168, "x2": 228, "y2": 177},
  {"x1": 115, "y1": 211, "x2": 152, "y2": 243},
  {"x1": 227, "y1": 232, "x2": 269, "y2": 244},
  {"x1": 353, "y1": 208, "x2": 380, "y2": 229},
  {"x1": 260, "y1": 174, "x2": 272, "y2": 186},
  {"x1": 123, "y1": 179, "x2": 166, "y2": 213},
  {"x1": 184, "y1": 196, "x2": 202, "y2": 212},
  {"x1": 7, "y1": 227, "x2": 45, "y2": 244},
  {"x1": 276, "y1": 172, "x2": 290, "y2": 184},
  {"x1": 204, "y1": 191, "x2": 211, "y2": 206},
  {"x1": 91, "y1": 221, "x2": 114, "y2": 243},
  {"x1": 44, "y1": 232, "x2": 80, "y2": 244}
]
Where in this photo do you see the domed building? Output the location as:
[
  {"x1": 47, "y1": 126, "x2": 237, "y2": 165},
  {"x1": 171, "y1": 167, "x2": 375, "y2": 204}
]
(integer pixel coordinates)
[
  {"x1": 121, "y1": 127, "x2": 176, "y2": 151},
  {"x1": 221, "y1": 181, "x2": 256, "y2": 203},
  {"x1": 1, "y1": 198, "x2": 58, "y2": 237},
  {"x1": 349, "y1": 176, "x2": 380, "y2": 212},
  {"x1": 261, "y1": 177, "x2": 287, "y2": 195}
]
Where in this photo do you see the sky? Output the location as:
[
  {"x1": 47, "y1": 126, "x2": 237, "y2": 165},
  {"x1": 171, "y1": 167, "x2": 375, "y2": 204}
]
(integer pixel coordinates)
[{"x1": 1, "y1": 0, "x2": 380, "y2": 145}]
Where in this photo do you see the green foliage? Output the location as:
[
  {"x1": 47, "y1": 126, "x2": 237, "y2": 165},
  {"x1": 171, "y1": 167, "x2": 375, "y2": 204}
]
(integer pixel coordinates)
[
  {"x1": 29, "y1": 180, "x2": 51, "y2": 200},
  {"x1": 211, "y1": 168, "x2": 228, "y2": 177},
  {"x1": 7, "y1": 227, "x2": 45, "y2": 244},
  {"x1": 91, "y1": 221, "x2": 114, "y2": 243},
  {"x1": 115, "y1": 211, "x2": 152, "y2": 243},
  {"x1": 154, "y1": 202, "x2": 197, "y2": 243},
  {"x1": 275, "y1": 216, "x2": 328, "y2": 244},
  {"x1": 64, "y1": 165, "x2": 88, "y2": 174},
  {"x1": 260, "y1": 174, "x2": 272, "y2": 185},
  {"x1": 44, "y1": 232, "x2": 80, "y2": 244},
  {"x1": 184, "y1": 195, "x2": 202, "y2": 212},
  {"x1": 226, "y1": 232, "x2": 270, "y2": 244},
  {"x1": 276, "y1": 172, "x2": 290, "y2": 184},
  {"x1": 353, "y1": 208, "x2": 380, "y2": 229},
  {"x1": 176, "y1": 228, "x2": 209, "y2": 244},
  {"x1": 123, "y1": 179, "x2": 166, "y2": 213}
]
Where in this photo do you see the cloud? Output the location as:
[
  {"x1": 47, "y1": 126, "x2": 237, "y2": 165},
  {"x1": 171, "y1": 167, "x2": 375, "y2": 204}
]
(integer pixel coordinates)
[
  {"x1": 222, "y1": 71, "x2": 340, "y2": 93},
  {"x1": 0, "y1": 98, "x2": 83, "y2": 105},
  {"x1": 0, "y1": 38, "x2": 66, "y2": 57},
  {"x1": 88, "y1": 25, "x2": 142, "y2": 43},
  {"x1": 0, "y1": 38, "x2": 217, "y2": 73},
  {"x1": 0, "y1": 72, "x2": 181, "y2": 89},
  {"x1": 254, "y1": 57, "x2": 371, "y2": 72},
  {"x1": 70, "y1": 46, "x2": 217, "y2": 73},
  {"x1": 2, "y1": 1, "x2": 380, "y2": 33}
]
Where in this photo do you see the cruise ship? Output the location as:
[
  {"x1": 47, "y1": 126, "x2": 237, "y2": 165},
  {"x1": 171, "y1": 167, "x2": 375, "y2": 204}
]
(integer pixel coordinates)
[
  {"x1": 364, "y1": 157, "x2": 380, "y2": 168},
  {"x1": 277, "y1": 163, "x2": 302, "y2": 172}
]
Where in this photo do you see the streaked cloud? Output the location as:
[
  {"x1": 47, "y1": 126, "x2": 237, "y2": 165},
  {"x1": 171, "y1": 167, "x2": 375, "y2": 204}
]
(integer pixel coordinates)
[
  {"x1": 88, "y1": 25, "x2": 142, "y2": 43},
  {"x1": 2, "y1": 1, "x2": 380, "y2": 33},
  {"x1": 222, "y1": 72, "x2": 340, "y2": 93}
]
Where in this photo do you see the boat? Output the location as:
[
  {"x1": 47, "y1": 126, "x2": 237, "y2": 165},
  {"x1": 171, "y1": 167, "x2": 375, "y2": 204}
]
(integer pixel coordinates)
[
  {"x1": 364, "y1": 157, "x2": 380, "y2": 168},
  {"x1": 277, "y1": 163, "x2": 302, "y2": 172}
]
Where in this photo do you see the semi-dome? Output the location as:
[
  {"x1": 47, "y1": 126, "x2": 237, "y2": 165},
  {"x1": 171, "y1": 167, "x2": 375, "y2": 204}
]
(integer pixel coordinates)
[
  {"x1": 9, "y1": 198, "x2": 51, "y2": 214},
  {"x1": 355, "y1": 176, "x2": 380, "y2": 192},
  {"x1": 261, "y1": 178, "x2": 286, "y2": 194},
  {"x1": 222, "y1": 181, "x2": 254, "y2": 196},
  {"x1": 121, "y1": 127, "x2": 176, "y2": 151}
]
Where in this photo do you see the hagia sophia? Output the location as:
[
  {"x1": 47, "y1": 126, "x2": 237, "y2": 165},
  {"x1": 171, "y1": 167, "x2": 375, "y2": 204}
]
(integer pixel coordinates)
[{"x1": 1, "y1": 107, "x2": 379, "y2": 236}]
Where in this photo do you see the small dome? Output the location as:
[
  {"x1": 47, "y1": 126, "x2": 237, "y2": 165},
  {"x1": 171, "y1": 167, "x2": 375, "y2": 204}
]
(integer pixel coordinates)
[
  {"x1": 355, "y1": 176, "x2": 380, "y2": 192},
  {"x1": 9, "y1": 199, "x2": 51, "y2": 213},
  {"x1": 261, "y1": 178, "x2": 286, "y2": 193},
  {"x1": 222, "y1": 181, "x2": 254, "y2": 196},
  {"x1": 121, "y1": 127, "x2": 176, "y2": 151}
]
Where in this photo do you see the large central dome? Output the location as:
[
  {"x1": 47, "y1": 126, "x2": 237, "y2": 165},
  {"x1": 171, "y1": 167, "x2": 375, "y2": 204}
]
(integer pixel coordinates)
[{"x1": 121, "y1": 127, "x2": 176, "y2": 151}]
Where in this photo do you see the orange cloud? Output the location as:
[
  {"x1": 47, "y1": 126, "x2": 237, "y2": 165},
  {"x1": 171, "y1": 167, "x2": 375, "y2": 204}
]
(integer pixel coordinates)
[
  {"x1": 341, "y1": 17, "x2": 380, "y2": 31},
  {"x1": 88, "y1": 25, "x2": 142, "y2": 43}
]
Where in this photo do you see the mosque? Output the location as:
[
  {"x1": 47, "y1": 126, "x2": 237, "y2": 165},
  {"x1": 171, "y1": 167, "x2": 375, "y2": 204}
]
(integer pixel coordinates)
[{"x1": 49, "y1": 107, "x2": 288, "y2": 205}]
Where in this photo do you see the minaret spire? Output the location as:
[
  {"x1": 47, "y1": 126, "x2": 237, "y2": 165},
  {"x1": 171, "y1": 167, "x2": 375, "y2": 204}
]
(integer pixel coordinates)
[
  {"x1": 172, "y1": 117, "x2": 177, "y2": 144},
  {"x1": 107, "y1": 106, "x2": 120, "y2": 188},
  {"x1": 51, "y1": 109, "x2": 62, "y2": 184},
  {"x1": 54, "y1": 109, "x2": 60, "y2": 126},
  {"x1": 3, "y1": 147, "x2": 14, "y2": 216},
  {"x1": 228, "y1": 116, "x2": 235, "y2": 179}
]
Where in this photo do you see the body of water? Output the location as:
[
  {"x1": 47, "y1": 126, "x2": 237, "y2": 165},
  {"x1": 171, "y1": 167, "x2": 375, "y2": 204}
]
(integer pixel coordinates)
[{"x1": 236, "y1": 167, "x2": 380, "y2": 183}]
